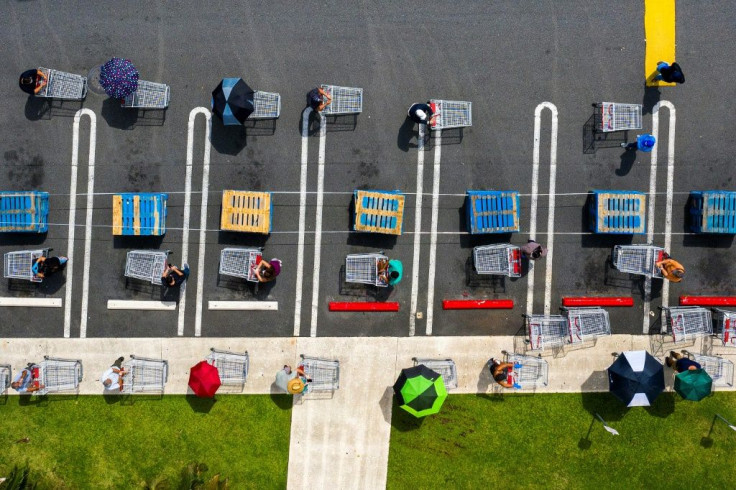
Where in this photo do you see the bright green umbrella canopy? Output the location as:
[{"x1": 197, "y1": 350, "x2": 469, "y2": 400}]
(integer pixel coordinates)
[
  {"x1": 393, "y1": 365, "x2": 448, "y2": 418},
  {"x1": 674, "y1": 368, "x2": 712, "y2": 401}
]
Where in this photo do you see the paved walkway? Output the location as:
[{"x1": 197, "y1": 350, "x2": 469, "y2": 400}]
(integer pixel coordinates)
[{"x1": 2, "y1": 335, "x2": 734, "y2": 490}]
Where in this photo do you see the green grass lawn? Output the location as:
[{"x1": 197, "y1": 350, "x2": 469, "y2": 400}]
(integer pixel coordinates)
[
  {"x1": 0, "y1": 394, "x2": 292, "y2": 489},
  {"x1": 388, "y1": 392, "x2": 736, "y2": 489}
]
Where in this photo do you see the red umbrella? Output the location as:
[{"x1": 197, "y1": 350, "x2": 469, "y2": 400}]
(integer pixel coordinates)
[{"x1": 189, "y1": 361, "x2": 221, "y2": 398}]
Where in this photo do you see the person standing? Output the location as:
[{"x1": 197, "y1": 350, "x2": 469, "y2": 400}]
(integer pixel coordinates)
[
  {"x1": 101, "y1": 357, "x2": 127, "y2": 392},
  {"x1": 489, "y1": 358, "x2": 522, "y2": 389},
  {"x1": 308, "y1": 87, "x2": 332, "y2": 112},
  {"x1": 32, "y1": 254, "x2": 68, "y2": 280},
  {"x1": 656, "y1": 253, "x2": 685, "y2": 282},
  {"x1": 654, "y1": 61, "x2": 685, "y2": 84},
  {"x1": 253, "y1": 258, "x2": 281, "y2": 283},
  {"x1": 621, "y1": 134, "x2": 656, "y2": 152},
  {"x1": 407, "y1": 102, "x2": 439, "y2": 126},
  {"x1": 10, "y1": 364, "x2": 43, "y2": 393},
  {"x1": 521, "y1": 240, "x2": 547, "y2": 260},
  {"x1": 18, "y1": 69, "x2": 48, "y2": 95},
  {"x1": 162, "y1": 262, "x2": 189, "y2": 288}
]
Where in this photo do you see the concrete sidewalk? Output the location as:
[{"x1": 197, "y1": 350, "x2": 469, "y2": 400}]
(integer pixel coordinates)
[{"x1": 2, "y1": 335, "x2": 734, "y2": 490}]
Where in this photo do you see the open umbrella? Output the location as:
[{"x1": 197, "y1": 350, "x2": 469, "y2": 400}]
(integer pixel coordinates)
[
  {"x1": 675, "y1": 368, "x2": 712, "y2": 401},
  {"x1": 99, "y1": 57, "x2": 139, "y2": 99},
  {"x1": 393, "y1": 365, "x2": 447, "y2": 418},
  {"x1": 189, "y1": 361, "x2": 221, "y2": 398},
  {"x1": 608, "y1": 350, "x2": 664, "y2": 407},
  {"x1": 211, "y1": 78, "x2": 254, "y2": 125}
]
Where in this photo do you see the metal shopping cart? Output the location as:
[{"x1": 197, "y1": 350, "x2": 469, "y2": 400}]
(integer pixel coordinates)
[
  {"x1": 501, "y1": 352, "x2": 549, "y2": 389},
  {"x1": 251, "y1": 91, "x2": 281, "y2": 119},
  {"x1": 4, "y1": 249, "x2": 50, "y2": 282},
  {"x1": 611, "y1": 245, "x2": 665, "y2": 278},
  {"x1": 320, "y1": 84, "x2": 363, "y2": 114},
  {"x1": 428, "y1": 99, "x2": 472, "y2": 130},
  {"x1": 122, "y1": 80, "x2": 170, "y2": 109},
  {"x1": 562, "y1": 307, "x2": 611, "y2": 344},
  {"x1": 661, "y1": 306, "x2": 713, "y2": 343},
  {"x1": 121, "y1": 355, "x2": 168, "y2": 394},
  {"x1": 713, "y1": 308, "x2": 736, "y2": 347},
  {"x1": 124, "y1": 250, "x2": 170, "y2": 284},
  {"x1": 36, "y1": 67, "x2": 88, "y2": 100},
  {"x1": 682, "y1": 351, "x2": 734, "y2": 388},
  {"x1": 299, "y1": 355, "x2": 340, "y2": 392},
  {"x1": 0, "y1": 364, "x2": 10, "y2": 392},
  {"x1": 219, "y1": 248, "x2": 262, "y2": 282},
  {"x1": 472, "y1": 244, "x2": 522, "y2": 277},
  {"x1": 345, "y1": 253, "x2": 389, "y2": 287},
  {"x1": 35, "y1": 357, "x2": 83, "y2": 395},
  {"x1": 206, "y1": 348, "x2": 249, "y2": 386},
  {"x1": 413, "y1": 358, "x2": 458, "y2": 390},
  {"x1": 594, "y1": 102, "x2": 642, "y2": 132},
  {"x1": 525, "y1": 314, "x2": 568, "y2": 351}
]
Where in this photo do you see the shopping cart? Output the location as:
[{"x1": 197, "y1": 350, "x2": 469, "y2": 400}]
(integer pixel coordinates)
[
  {"x1": 345, "y1": 253, "x2": 389, "y2": 287},
  {"x1": 0, "y1": 364, "x2": 10, "y2": 392},
  {"x1": 525, "y1": 314, "x2": 568, "y2": 351},
  {"x1": 428, "y1": 99, "x2": 472, "y2": 130},
  {"x1": 713, "y1": 308, "x2": 736, "y2": 347},
  {"x1": 124, "y1": 250, "x2": 170, "y2": 284},
  {"x1": 36, "y1": 67, "x2": 88, "y2": 100},
  {"x1": 121, "y1": 355, "x2": 168, "y2": 394},
  {"x1": 611, "y1": 245, "x2": 665, "y2": 278},
  {"x1": 501, "y1": 352, "x2": 549, "y2": 389},
  {"x1": 207, "y1": 348, "x2": 249, "y2": 386},
  {"x1": 413, "y1": 358, "x2": 458, "y2": 390},
  {"x1": 320, "y1": 84, "x2": 363, "y2": 115},
  {"x1": 682, "y1": 351, "x2": 734, "y2": 388},
  {"x1": 472, "y1": 244, "x2": 521, "y2": 277},
  {"x1": 4, "y1": 249, "x2": 50, "y2": 282},
  {"x1": 251, "y1": 91, "x2": 281, "y2": 119},
  {"x1": 562, "y1": 307, "x2": 611, "y2": 344},
  {"x1": 299, "y1": 355, "x2": 340, "y2": 392},
  {"x1": 594, "y1": 102, "x2": 642, "y2": 132},
  {"x1": 219, "y1": 248, "x2": 262, "y2": 282},
  {"x1": 122, "y1": 80, "x2": 170, "y2": 109},
  {"x1": 661, "y1": 306, "x2": 713, "y2": 343},
  {"x1": 35, "y1": 357, "x2": 83, "y2": 395}
]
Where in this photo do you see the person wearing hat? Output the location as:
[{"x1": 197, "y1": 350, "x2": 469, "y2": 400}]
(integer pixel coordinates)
[
  {"x1": 520, "y1": 240, "x2": 548, "y2": 261},
  {"x1": 621, "y1": 134, "x2": 656, "y2": 152},
  {"x1": 278, "y1": 365, "x2": 311, "y2": 394},
  {"x1": 656, "y1": 253, "x2": 685, "y2": 283},
  {"x1": 407, "y1": 102, "x2": 439, "y2": 126},
  {"x1": 253, "y1": 258, "x2": 282, "y2": 283},
  {"x1": 18, "y1": 69, "x2": 48, "y2": 95}
]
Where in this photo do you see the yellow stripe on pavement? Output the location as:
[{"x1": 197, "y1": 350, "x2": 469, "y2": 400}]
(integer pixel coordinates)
[{"x1": 645, "y1": 0, "x2": 676, "y2": 86}]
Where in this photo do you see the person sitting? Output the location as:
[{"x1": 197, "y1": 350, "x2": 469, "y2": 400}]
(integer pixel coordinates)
[
  {"x1": 489, "y1": 358, "x2": 522, "y2": 389},
  {"x1": 407, "y1": 102, "x2": 439, "y2": 126},
  {"x1": 10, "y1": 364, "x2": 44, "y2": 393},
  {"x1": 665, "y1": 351, "x2": 701, "y2": 373},
  {"x1": 101, "y1": 356, "x2": 127, "y2": 392},
  {"x1": 656, "y1": 253, "x2": 685, "y2": 283},
  {"x1": 32, "y1": 255, "x2": 68, "y2": 280},
  {"x1": 253, "y1": 258, "x2": 281, "y2": 283},
  {"x1": 19, "y1": 69, "x2": 48, "y2": 95},
  {"x1": 162, "y1": 262, "x2": 189, "y2": 288},
  {"x1": 308, "y1": 87, "x2": 332, "y2": 112}
]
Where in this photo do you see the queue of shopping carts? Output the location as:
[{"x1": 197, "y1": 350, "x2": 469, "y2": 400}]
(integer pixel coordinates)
[{"x1": 525, "y1": 307, "x2": 612, "y2": 351}]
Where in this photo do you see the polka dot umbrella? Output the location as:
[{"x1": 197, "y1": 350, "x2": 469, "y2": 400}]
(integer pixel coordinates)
[{"x1": 99, "y1": 57, "x2": 139, "y2": 99}]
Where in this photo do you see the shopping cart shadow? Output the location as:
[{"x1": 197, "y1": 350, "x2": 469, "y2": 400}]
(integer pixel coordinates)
[
  {"x1": 243, "y1": 118, "x2": 277, "y2": 136},
  {"x1": 117, "y1": 393, "x2": 165, "y2": 405},
  {"x1": 337, "y1": 265, "x2": 393, "y2": 301},
  {"x1": 582, "y1": 112, "x2": 628, "y2": 155},
  {"x1": 464, "y1": 257, "x2": 507, "y2": 292},
  {"x1": 323, "y1": 114, "x2": 358, "y2": 132},
  {"x1": 426, "y1": 127, "x2": 464, "y2": 148},
  {"x1": 24, "y1": 96, "x2": 82, "y2": 121}
]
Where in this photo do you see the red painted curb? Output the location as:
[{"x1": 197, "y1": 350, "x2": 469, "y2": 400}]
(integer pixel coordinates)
[
  {"x1": 328, "y1": 302, "x2": 399, "y2": 312},
  {"x1": 679, "y1": 296, "x2": 736, "y2": 306},
  {"x1": 442, "y1": 299, "x2": 514, "y2": 310},
  {"x1": 562, "y1": 297, "x2": 634, "y2": 307}
]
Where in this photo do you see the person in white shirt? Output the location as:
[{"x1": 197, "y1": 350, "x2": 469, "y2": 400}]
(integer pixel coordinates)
[{"x1": 101, "y1": 357, "x2": 126, "y2": 392}]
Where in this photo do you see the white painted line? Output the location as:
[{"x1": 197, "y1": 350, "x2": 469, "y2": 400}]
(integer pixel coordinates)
[
  {"x1": 409, "y1": 123, "x2": 426, "y2": 336},
  {"x1": 543, "y1": 103, "x2": 558, "y2": 316},
  {"x1": 309, "y1": 113, "x2": 327, "y2": 338},
  {"x1": 194, "y1": 110, "x2": 213, "y2": 337},
  {"x1": 107, "y1": 300, "x2": 176, "y2": 311},
  {"x1": 64, "y1": 112, "x2": 82, "y2": 336},
  {"x1": 425, "y1": 131, "x2": 442, "y2": 336},
  {"x1": 0, "y1": 298, "x2": 62, "y2": 308},
  {"x1": 660, "y1": 101, "x2": 676, "y2": 309},
  {"x1": 294, "y1": 108, "x2": 312, "y2": 337},
  {"x1": 208, "y1": 301, "x2": 279, "y2": 311}
]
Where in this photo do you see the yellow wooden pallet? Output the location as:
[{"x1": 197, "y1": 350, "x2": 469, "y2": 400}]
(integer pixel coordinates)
[
  {"x1": 354, "y1": 190, "x2": 404, "y2": 235},
  {"x1": 220, "y1": 190, "x2": 272, "y2": 234}
]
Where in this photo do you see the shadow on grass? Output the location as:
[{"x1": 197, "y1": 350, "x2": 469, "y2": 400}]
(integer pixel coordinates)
[
  {"x1": 269, "y1": 391, "x2": 293, "y2": 410},
  {"x1": 390, "y1": 401, "x2": 426, "y2": 432},
  {"x1": 186, "y1": 395, "x2": 216, "y2": 414},
  {"x1": 103, "y1": 394, "x2": 122, "y2": 405}
]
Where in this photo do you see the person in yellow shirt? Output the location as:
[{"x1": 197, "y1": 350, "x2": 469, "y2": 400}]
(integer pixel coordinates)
[{"x1": 656, "y1": 253, "x2": 685, "y2": 282}]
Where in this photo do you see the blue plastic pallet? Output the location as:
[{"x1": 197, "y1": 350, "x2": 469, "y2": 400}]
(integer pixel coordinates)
[
  {"x1": 0, "y1": 191, "x2": 49, "y2": 233},
  {"x1": 112, "y1": 193, "x2": 168, "y2": 236},
  {"x1": 690, "y1": 191, "x2": 736, "y2": 233},
  {"x1": 353, "y1": 190, "x2": 405, "y2": 235},
  {"x1": 466, "y1": 190, "x2": 520, "y2": 234},
  {"x1": 588, "y1": 190, "x2": 646, "y2": 234}
]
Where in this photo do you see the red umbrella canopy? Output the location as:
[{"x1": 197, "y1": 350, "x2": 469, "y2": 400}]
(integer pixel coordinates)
[{"x1": 189, "y1": 361, "x2": 221, "y2": 398}]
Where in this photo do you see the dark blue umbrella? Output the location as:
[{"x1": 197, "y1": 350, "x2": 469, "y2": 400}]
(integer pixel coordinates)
[
  {"x1": 608, "y1": 350, "x2": 664, "y2": 407},
  {"x1": 211, "y1": 78, "x2": 254, "y2": 125},
  {"x1": 99, "y1": 58, "x2": 139, "y2": 99}
]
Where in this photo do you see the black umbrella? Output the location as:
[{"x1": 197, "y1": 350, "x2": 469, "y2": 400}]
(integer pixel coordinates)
[
  {"x1": 608, "y1": 350, "x2": 665, "y2": 407},
  {"x1": 211, "y1": 78, "x2": 254, "y2": 125}
]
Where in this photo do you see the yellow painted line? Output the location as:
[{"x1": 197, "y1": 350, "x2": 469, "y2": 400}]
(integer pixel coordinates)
[{"x1": 645, "y1": 0, "x2": 676, "y2": 87}]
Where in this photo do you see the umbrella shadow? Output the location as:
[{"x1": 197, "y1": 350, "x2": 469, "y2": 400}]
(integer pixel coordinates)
[
  {"x1": 210, "y1": 120, "x2": 247, "y2": 155},
  {"x1": 580, "y1": 368, "x2": 629, "y2": 422},
  {"x1": 269, "y1": 382, "x2": 294, "y2": 410},
  {"x1": 101, "y1": 97, "x2": 138, "y2": 130},
  {"x1": 389, "y1": 396, "x2": 426, "y2": 432},
  {"x1": 185, "y1": 394, "x2": 216, "y2": 414},
  {"x1": 644, "y1": 391, "x2": 676, "y2": 418},
  {"x1": 379, "y1": 386, "x2": 394, "y2": 424}
]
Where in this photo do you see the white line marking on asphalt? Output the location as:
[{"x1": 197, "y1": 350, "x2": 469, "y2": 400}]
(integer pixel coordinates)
[
  {"x1": 425, "y1": 131, "x2": 442, "y2": 336},
  {"x1": 0, "y1": 298, "x2": 62, "y2": 308},
  {"x1": 107, "y1": 300, "x2": 176, "y2": 310},
  {"x1": 208, "y1": 301, "x2": 279, "y2": 311},
  {"x1": 193, "y1": 109, "x2": 212, "y2": 337},
  {"x1": 309, "y1": 113, "x2": 327, "y2": 337},
  {"x1": 294, "y1": 108, "x2": 312, "y2": 337},
  {"x1": 64, "y1": 112, "x2": 82, "y2": 336},
  {"x1": 409, "y1": 123, "x2": 426, "y2": 336},
  {"x1": 543, "y1": 103, "x2": 558, "y2": 316}
]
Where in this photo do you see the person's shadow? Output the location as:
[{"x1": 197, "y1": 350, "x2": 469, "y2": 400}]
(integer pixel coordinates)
[{"x1": 397, "y1": 117, "x2": 417, "y2": 152}]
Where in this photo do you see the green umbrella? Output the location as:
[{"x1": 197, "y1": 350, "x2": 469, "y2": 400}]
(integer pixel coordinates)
[
  {"x1": 674, "y1": 368, "x2": 712, "y2": 401},
  {"x1": 393, "y1": 365, "x2": 447, "y2": 418}
]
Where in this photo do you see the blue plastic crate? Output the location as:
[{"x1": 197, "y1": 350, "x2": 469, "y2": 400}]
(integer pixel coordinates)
[
  {"x1": 690, "y1": 191, "x2": 736, "y2": 234},
  {"x1": 588, "y1": 190, "x2": 646, "y2": 234},
  {"x1": 0, "y1": 191, "x2": 49, "y2": 233},
  {"x1": 112, "y1": 193, "x2": 168, "y2": 236},
  {"x1": 466, "y1": 190, "x2": 520, "y2": 234},
  {"x1": 353, "y1": 190, "x2": 404, "y2": 235}
]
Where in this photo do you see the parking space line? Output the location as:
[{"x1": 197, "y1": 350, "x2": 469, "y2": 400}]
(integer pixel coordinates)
[
  {"x1": 194, "y1": 109, "x2": 212, "y2": 338},
  {"x1": 309, "y1": 114, "x2": 327, "y2": 338},
  {"x1": 543, "y1": 104, "x2": 558, "y2": 315},
  {"x1": 107, "y1": 300, "x2": 176, "y2": 311},
  {"x1": 0, "y1": 298, "x2": 62, "y2": 307},
  {"x1": 425, "y1": 131, "x2": 442, "y2": 336},
  {"x1": 208, "y1": 301, "x2": 278, "y2": 311},
  {"x1": 294, "y1": 108, "x2": 312, "y2": 337},
  {"x1": 409, "y1": 123, "x2": 426, "y2": 336}
]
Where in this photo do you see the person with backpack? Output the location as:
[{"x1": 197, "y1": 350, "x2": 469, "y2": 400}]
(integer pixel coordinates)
[{"x1": 654, "y1": 61, "x2": 685, "y2": 84}]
